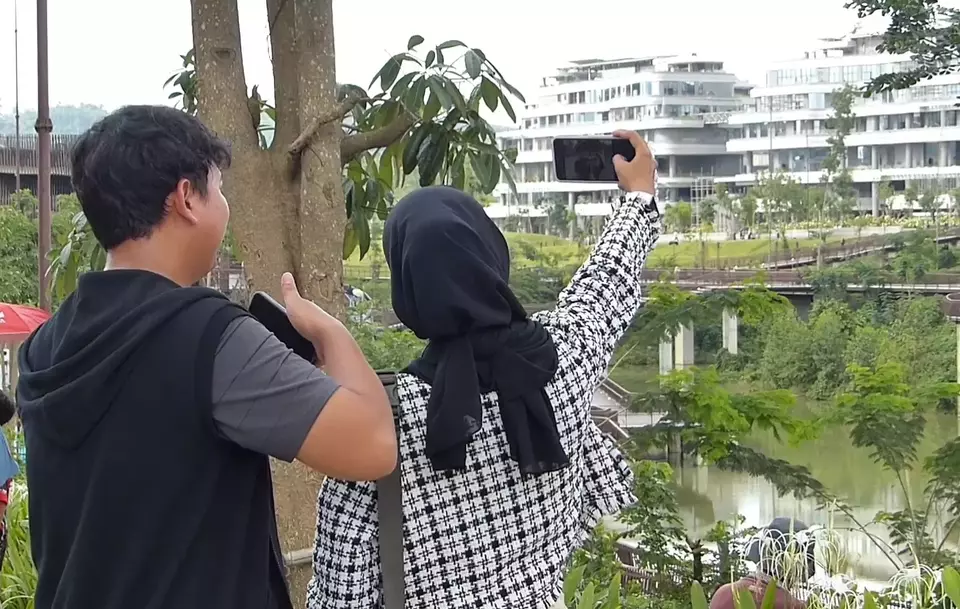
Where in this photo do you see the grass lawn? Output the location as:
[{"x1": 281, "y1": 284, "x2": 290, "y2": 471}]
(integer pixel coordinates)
[
  {"x1": 608, "y1": 363, "x2": 660, "y2": 394},
  {"x1": 646, "y1": 237, "x2": 831, "y2": 268},
  {"x1": 343, "y1": 232, "x2": 842, "y2": 278}
]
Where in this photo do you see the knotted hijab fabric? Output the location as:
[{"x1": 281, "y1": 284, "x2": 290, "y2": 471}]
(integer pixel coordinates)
[{"x1": 383, "y1": 186, "x2": 570, "y2": 475}]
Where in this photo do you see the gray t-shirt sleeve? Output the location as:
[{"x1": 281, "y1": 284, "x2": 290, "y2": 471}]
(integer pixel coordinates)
[{"x1": 211, "y1": 316, "x2": 341, "y2": 462}]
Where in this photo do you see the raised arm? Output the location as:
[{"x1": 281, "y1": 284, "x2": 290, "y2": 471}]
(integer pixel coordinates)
[{"x1": 537, "y1": 131, "x2": 661, "y2": 386}]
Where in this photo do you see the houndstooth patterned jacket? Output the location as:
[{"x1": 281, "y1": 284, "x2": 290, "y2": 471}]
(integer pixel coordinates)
[{"x1": 306, "y1": 193, "x2": 661, "y2": 609}]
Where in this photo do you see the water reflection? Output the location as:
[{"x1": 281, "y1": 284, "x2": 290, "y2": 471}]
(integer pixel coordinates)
[{"x1": 672, "y1": 413, "x2": 959, "y2": 583}]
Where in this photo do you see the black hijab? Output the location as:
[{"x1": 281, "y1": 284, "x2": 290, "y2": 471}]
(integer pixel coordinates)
[{"x1": 384, "y1": 186, "x2": 570, "y2": 475}]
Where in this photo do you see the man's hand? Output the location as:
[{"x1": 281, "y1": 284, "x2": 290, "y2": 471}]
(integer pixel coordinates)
[
  {"x1": 280, "y1": 272, "x2": 342, "y2": 361},
  {"x1": 612, "y1": 129, "x2": 657, "y2": 194}
]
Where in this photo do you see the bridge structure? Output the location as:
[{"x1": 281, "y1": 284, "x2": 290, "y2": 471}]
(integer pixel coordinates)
[
  {"x1": 0, "y1": 134, "x2": 76, "y2": 203},
  {"x1": 640, "y1": 268, "x2": 960, "y2": 296}
]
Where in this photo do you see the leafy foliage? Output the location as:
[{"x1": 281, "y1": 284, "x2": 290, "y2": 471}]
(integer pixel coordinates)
[
  {"x1": 829, "y1": 363, "x2": 960, "y2": 566},
  {"x1": 0, "y1": 191, "x2": 81, "y2": 307},
  {"x1": 0, "y1": 483, "x2": 35, "y2": 609},
  {"x1": 664, "y1": 202, "x2": 693, "y2": 233},
  {"x1": 846, "y1": 0, "x2": 960, "y2": 95},
  {"x1": 339, "y1": 36, "x2": 523, "y2": 258},
  {"x1": 348, "y1": 316, "x2": 424, "y2": 371},
  {"x1": 51, "y1": 36, "x2": 525, "y2": 296}
]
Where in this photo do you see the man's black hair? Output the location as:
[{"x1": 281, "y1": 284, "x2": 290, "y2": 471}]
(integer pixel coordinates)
[
  {"x1": 70, "y1": 105, "x2": 231, "y2": 250},
  {"x1": 0, "y1": 391, "x2": 15, "y2": 426}
]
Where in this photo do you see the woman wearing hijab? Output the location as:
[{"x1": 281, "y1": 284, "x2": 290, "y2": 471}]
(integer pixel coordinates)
[{"x1": 307, "y1": 130, "x2": 661, "y2": 609}]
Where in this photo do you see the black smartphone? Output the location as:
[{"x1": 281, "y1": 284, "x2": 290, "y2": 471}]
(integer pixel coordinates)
[
  {"x1": 248, "y1": 291, "x2": 318, "y2": 364},
  {"x1": 553, "y1": 136, "x2": 636, "y2": 182}
]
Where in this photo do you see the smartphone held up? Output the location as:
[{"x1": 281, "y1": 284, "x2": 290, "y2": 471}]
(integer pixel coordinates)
[
  {"x1": 553, "y1": 136, "x2": 637, "y2": 183},
  {"x1": 248, "y1": 291, "x2": 318, "y2": 365}
]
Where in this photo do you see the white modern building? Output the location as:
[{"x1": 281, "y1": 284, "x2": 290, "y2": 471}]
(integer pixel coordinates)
[
  {"x1": 719, "y1": 31, "x2": 960, "y2": 215},
  {"x1": 491, "y1": 56, "x2": 751, "y2": 234}
]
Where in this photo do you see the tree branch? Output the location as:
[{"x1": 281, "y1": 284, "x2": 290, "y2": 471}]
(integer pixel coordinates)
[
  {"x1": 340, "y1": 113, "x2": 416, "y2": 166},
  {"x1": 287, "y1": 95, "x2": 363, "y2": 157},
  {"x1": 191, "y1": 0, "x2": 257, "y2": 150},
  {"x1": 267, "y1": 0, "x2": 301, "y2": 153}
]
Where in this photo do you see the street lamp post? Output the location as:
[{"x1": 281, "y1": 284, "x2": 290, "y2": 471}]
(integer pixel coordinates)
[
  {"x1": 13, "y1": 0, "x2": 21, "y2": 194},
  {"x1": 35, "y1": 0, "x2": 53, "y2": 311}
]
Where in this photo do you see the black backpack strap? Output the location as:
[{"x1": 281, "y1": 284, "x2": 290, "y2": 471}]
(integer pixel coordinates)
[{"x1": 376, "y1": 372, "x2": 403, "y2": 609}]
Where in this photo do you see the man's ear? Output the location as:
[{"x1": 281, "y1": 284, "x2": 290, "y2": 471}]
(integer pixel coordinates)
[{"x1": 169, "y1": 178, "x2": 200, "y2": 226}]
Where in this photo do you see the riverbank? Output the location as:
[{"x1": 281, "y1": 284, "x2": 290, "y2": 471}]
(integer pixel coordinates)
[{"x1": 611, "y1": 362, "x2": 959, "y2": 583}]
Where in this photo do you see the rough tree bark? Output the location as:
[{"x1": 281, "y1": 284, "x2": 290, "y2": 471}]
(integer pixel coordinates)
[{"x1": 189, "y1": 0, "x2": 411, "y2": 602}]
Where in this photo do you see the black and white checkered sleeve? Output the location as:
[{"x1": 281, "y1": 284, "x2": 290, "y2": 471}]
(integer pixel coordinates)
[{"x1": 536, "y1": 193, "x2": 661, "y2": 385}]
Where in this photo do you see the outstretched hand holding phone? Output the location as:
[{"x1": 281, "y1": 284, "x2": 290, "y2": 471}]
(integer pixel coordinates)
[{"x1": 611, "y1": 129, "x2": 657, "y2": 194}]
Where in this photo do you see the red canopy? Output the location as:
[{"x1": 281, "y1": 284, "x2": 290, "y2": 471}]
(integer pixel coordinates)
[{"x1": 0, "y1": 303, "x2": 51, "y2": 341}]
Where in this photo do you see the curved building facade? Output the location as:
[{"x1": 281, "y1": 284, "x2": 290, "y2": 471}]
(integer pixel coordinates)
[
  {"x1": 492, "y1": 56, "x2": 750, "y2": 232},
  {"x1": 719, "y1": 33, "x2": 960, "y2": 215}
]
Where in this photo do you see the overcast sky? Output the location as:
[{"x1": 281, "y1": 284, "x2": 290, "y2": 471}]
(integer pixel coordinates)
[{"x1": 0, "y1": 0, "x2": 880, "y2": 117}]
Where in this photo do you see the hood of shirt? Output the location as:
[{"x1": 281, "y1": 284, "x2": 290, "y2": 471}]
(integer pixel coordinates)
[{"x1": 17, "y1": 270, "x2": 230, "y2": 450}]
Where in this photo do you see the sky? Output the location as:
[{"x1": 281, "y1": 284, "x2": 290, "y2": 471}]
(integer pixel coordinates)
[{"x1": 0, "y1": 0, "x2": 878, "y2": 118}]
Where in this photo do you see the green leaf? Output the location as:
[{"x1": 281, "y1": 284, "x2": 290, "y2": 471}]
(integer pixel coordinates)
[
  {"x1": 58, "y1": 240, "x2": 73, "y2": 267},
  {"x1": 471, "y1": 152, "x2": 500, "y2": 193},
  {"x1": 733, "y1": 586, "x2": 757, "y2": 609},
  {"x1": 373, "y1": 100, "x2": 402, "y2": 129},
  {"x1": 469, "y1": 152, "x2": 491, "y2": 192},
  {"x1": 390, "y1": 71, "x2": 418, "y2": 100},
  {"x1": 496, "y1": 77, "x2": 525, "y2": 103},
  {"x1": 426, "y1": 76, "x2": 454, "y2": 109},
  {"x1": 371, "y1": 54, "x2": 405, "y2": 91},
  {"x1": 690, "y1": 582, "x2": 709, "y2": 609},
  {"x1": 480, "y1": 77, "x2": 499, "y2": 113},
  {"x1": 351, "y1": 176, "x2": 368, "y2": 218},
  {"x1": 499, "y1": 88, "x2": 517, "y2": 123},
  {"x1": 603, "y1": 572, "x2": 621, "y2": 609},
  {"x1": 450, "y1": 151, "x2": 466, "y2": 191},
  {"x1": 759, "y1": 580, "x2": 778, "y2": 609},
  {"x1": 437, "y1": 39, "x2": 465, "y2": 50},
  {"x1": 443, "y1": 79, "x2": 468, "y2": 112},
  {"x1": 379, "y1": 146, "x2": 395, "y2": 188},
  {"x1": 402, "y1": 124, "x2": 430, "y2": 175},
  {"x1": 407, "y1": 35, "x2": 424, "y2": 50},
  {"x1": 418, "y1": 133, "x2": 449, "y2": 186},
  {"x1": 403, "y1": 77, "x2": 428, "y2": 115},
  {"x1": 354, "y1": 198, "x2": 372, "y2": 259},
  {"x1": 435, "y1": 47, "x2": 445, "y2": 66},
  {"x1": 943, "y1": 566, "x2": 960, "y2": 606},
  {"x1": 376, "y1": 196, "x2": 389, "y2": 222},
  {"x1": 342, "y1": 222, "x2": 359, "y2": 260},
  {"x1": 422, "y1": 90, "x2": 442, "y2": 123},
  {"x1": 486, "y1": 155, "x2": 501, "y2": 193},
  {"x1": 578, "y1": 582, "x2": 596, "y2": 609},
  {"x1": 425, "y1": 50, "x2": 436, "y2": 68},
  {"x1": 464, "y1": 49, "x2": 483, "y2": 79},
  {"x1": 862, "y1": 591, "x2": 879, "y2": 609},
  {"x1": 563, "y1": 565, "x2": 585, "y2": 605}
]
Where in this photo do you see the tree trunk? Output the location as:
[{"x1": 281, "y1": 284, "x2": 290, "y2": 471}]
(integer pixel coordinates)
[{"x1": 191, "y1": 0, "x2": 348, "y2": 602}]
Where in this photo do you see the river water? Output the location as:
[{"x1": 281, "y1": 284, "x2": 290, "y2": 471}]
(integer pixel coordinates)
[{"x1": 671, "y1": 412, "x2": 960, "y2": 584}]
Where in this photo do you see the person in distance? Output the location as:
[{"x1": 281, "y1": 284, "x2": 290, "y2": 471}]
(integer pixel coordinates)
[
  {"x1": 307, "y1": 130, "x2": 662, "y2": 609},
  {"x1": 15, "y1": 105, "x2": 395, "y2": 609}
]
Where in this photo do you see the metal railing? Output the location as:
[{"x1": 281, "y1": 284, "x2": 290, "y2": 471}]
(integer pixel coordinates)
[
  {"x1": 0, "y1": 134, "x2": 78, "y2": 176},
  {"x1": 639, "y1": 268, "x2": 960, "y2": 292},
  {"x1": 649, "y1": 227, "x2": 960, "y2": 271}
]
